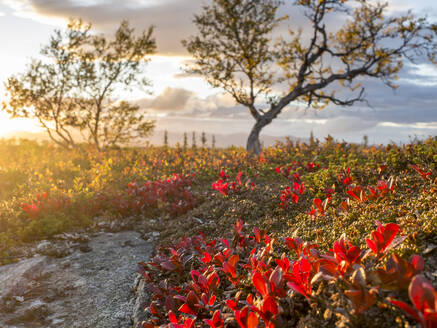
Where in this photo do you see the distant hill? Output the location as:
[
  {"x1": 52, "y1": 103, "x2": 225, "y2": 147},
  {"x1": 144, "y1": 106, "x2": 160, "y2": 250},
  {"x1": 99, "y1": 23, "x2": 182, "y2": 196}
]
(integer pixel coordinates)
[
  {"x1": 2, "y1": 131, "x2": 50, "y2": 142},
  {"x1": 1, "y1": 130, "x2": 305, "y2": 148}
]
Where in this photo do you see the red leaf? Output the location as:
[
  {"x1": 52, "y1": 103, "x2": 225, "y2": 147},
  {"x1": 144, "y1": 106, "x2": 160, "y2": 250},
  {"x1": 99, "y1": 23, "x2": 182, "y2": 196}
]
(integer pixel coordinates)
[
  {"x1": 205, "y1": 310, "x2": 223, "y2": 328},
  {"x1": 285, "y1": 258, "x2": 312, "y2": 299},
  {"x1": 262, "y1": 295, "x2": 279, "y2": 316},
  {"x1": 223, "y1": 262, "x2": 236, "y2": 279},
  {"x1": 409, "y1": 275, "x2": 432, "y2": 313},
  {"x1": 220, "y1": 170, "x2": 230, "y2": 179},
  {"x1": 391, "y1": 274, "x2": 437, "y2": 327},
  {"x1": 161, "y1": 261, "x2": 177, "y2": 271},
  {"x1": 345, "y1": 287, "x2": 377, "y2": 314},
  {"x1": 347, "y1": 188, "x2": 361, "y2": 202},
  {"x1": 269, "y1": 267, "x2": 283, "y2": 289},
  {"x1": 365, "y1": 238, "x2": 377, "y2": 255},
  {"x1": 207, "y1": 271, "x2": 220, "y2": 291},
  {"x1": 253, "y1": 227, "x2": 262, "y2": 243},
  {"x1": 366, "y1": 222, "x2": 399, "y2": 256},
  {"x1": 285, "y1": 237, "x2": 303, "y2": 257},
  {"x1": 229, "y1": 254, "x2": 239, "y2": 267},
  {"x1": 314, "y1": 198, "x2": 323, "y2": 211},
  {"x1": 382, "y1": 223, "x2": 399, "y2": 247},
  {"x1": 201, "y1": 252, "x2": 211, "y2": 264},
  {"x1": 411, "y1": 255, "x2": 424, "y2": 272},
  {"x1": 236, "y1": 172, "x2": 243, "y2": 185},
  {"x1": 389, "y1": 299, "x2": 422, "y2": 323},
  {"x1": 168, "y1": 310, "x2": 178, "y2": 323},
  {"x1": 287, "y1": 282, "x2": 308, "y2": 298},
  {"x1": 149, "y1": 302, "x2": 161, "y2": 317},
  {"x1": 226, "y1": 299, "x2": 238, "y2": 311},
  {"x1": 183, "y1": 317, "x2": 195, "y2": 328},
  {"x1": 209, "y1": 295, "x2": 216, "y2": 306},
  {"x1": 186, "y1": 291, "x2": 199, "y2": 308},
  {"x1": 212, "y1": 310, "x2": 222, "y2": 324},
  {"x1": 410, "y1": 164, "x2": 431, "y2": 180},
  {"x1": 247, "y1": 312, "x2": 259, "y2": 328},
  {"x1": 253, "y1": 271, "x2": 268, "y2": 297},
  {"x1": 178, "y1": 303, "x2": 197, "y2": 315},
  {"x1": 275, "y1": 256, "x2": 291, "y2": 272}
]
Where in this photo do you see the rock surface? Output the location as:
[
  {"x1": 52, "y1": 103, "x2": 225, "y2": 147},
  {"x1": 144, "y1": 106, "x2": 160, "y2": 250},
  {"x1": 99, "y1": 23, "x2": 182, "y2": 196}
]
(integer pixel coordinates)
[{"x1": 0, "y1": 231, "x2": 153, "y2": 328}]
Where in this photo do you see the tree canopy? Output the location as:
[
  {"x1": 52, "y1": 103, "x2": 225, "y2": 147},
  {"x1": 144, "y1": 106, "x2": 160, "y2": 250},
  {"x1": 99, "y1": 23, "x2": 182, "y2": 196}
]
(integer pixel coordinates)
[
  {"x1": 183, "y1": 0, "x2": 437, "y2": 154},
  {"x1": 2, "y1": 19, "x2": 156, "y2": 150}
]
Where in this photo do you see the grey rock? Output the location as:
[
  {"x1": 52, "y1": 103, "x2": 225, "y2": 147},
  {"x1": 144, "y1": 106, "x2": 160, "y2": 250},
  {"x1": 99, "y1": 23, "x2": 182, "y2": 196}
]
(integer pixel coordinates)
[
  {"x1": 424, "y1": 244, "x2": 437, "y2": 255},
  {"x1": 36, "y1": 240, "x2": 72, "y2": 258},
  {"x1": 36, "y1": 240, "x2": 51, "y2": 253},
  {"x1": 0, "y1": 231, "x2": 153, "y2": 328},
  {"x1": 132, "y1": 277, "x2": 150, "y2": 328},
  {"x1": 193, "y1": 217, "x2": 203, "y2": 224},
  {"x1": 53, "y1": 232, "x2": 91, "y2": 244},
  {"x1": 0, "y1": 255, "x2": 50, "y2": 302}
]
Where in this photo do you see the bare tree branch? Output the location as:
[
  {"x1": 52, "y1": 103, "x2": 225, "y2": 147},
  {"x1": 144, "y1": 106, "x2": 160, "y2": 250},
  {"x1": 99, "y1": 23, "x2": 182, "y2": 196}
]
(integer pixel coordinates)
[{"x1": 184, "y1": 0, "x2": 437, "y2": 154}]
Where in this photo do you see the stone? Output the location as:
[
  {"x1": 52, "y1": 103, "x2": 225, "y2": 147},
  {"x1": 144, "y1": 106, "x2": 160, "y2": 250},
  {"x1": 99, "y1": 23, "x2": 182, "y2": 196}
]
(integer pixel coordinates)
[
  {"x1": 0, "y1": 231, "x2": 153, "y2": 328},
  {"x1": 132, "y1": 276, "x2": 150, "y2": 328},
  {"x1": 424, "y1": 244, "x2": 437, "y2": 255},
  {"x1": 36, "y1": 240, "x2": 72, "y2": 258}
]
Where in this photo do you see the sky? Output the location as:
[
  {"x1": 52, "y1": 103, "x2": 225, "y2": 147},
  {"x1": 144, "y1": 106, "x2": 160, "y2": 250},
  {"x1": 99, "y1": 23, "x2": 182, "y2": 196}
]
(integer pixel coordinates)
[{"x1": 0, "y1": 0, "x2": 436, "y2": 145}]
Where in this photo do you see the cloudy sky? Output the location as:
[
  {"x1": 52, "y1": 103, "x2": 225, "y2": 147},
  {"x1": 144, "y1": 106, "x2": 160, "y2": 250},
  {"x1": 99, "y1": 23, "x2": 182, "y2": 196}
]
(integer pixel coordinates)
[{"x1": 0, "y1": 0, "x2": 436, "y2": 144}]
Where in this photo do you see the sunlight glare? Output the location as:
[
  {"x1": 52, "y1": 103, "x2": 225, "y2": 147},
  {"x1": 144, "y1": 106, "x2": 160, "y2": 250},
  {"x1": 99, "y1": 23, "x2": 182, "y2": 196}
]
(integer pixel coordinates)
[{"x1": 0, "y1": 112, "x2": 42, "y2": 136}]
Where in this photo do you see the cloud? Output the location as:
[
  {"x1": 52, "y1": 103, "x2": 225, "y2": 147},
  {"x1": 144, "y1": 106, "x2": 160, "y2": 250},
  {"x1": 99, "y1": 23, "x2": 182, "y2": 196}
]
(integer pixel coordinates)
[
  {"x1": 173, "y1": 71, "x2": 201, "y2": 79},
  {"x1": 270, "y1": 62, "x2": 437, "y2": 126},
  {"x1": 138, "y1": 63, "x2": 437, "y2": 130},
  {"x1": 322, "y1": 117, "x2": 378, "y2": 134},
  {"x1": 399, "y1": 63, "x2": 437, "y2": 86},
  {"x1": 385, "y1": 0, "x2": 437, "y2": 20},
  {"x1": 379, "y1": 122, "x2": 437, "y2": 129},
  {"x1": 135, "y1": 87, "x2": 256, "y2": 120},
  {"x1": 136, "y1": 87, "x2": 194, "y2": 111},
  {"x1": 0, "y1": 0, "x2": 350, "y2": 55},
  {"x1": 4, "y1": 0, "x2": 436, "y2": 56},
  {"x1": 1, "y1": 0, "x2": 203, "y2": 54},
  {"x1": 141, "y1": 90, "x2": 242, "y2": 116}
]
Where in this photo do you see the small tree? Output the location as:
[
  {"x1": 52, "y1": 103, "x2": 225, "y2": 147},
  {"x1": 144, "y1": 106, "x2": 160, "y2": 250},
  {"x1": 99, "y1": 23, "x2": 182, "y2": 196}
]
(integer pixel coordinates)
[
  {"x1": 212, "y1": 134, "x2": 216, "y2": 149},
  {"x1": 164, "y1": 130, "x2": 169, "y2": 147},
  {"x1": 192, "y1": 131, "x2": 197, "y2": 149},
  {"x1": 183, "y1": 0, "x2": 436, "y2": 154},
  {"x1": 363, "y1": 135, "x2": 369, "y2": 147},
  {"x1": 2, "y1": 19, "x2": 156, "y2": 150},
  {"x1": 183, "y1": 132, "x2": 188, "y2": 149},
  {"x1": 201, "y1": 131, "x2": 207, "y2": 148},
  {"x1": 310, "y1": 130, "x2": 315, "y2": 148}
]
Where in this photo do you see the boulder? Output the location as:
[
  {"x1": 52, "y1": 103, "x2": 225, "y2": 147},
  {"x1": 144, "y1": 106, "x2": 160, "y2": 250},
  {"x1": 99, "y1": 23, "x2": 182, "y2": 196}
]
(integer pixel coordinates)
[{"x1": 0, "y1": 231, "x2": 153, "y2": 328}]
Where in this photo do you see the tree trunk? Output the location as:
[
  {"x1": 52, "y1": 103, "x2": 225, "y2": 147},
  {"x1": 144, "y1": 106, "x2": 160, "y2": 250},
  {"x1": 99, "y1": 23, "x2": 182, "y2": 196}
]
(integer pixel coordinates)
[{"x1": 246, "y1": 119, "x2": 268, "y2": 155}]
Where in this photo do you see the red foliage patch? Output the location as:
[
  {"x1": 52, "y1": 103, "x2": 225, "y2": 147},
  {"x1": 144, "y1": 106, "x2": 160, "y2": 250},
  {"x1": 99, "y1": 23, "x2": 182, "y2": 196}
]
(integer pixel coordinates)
[{"x1": 138, "y1": 219, "x2": 433, "y2": 328}]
